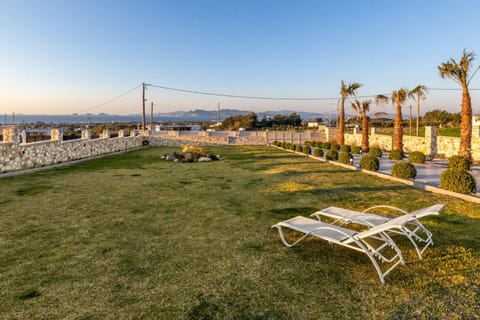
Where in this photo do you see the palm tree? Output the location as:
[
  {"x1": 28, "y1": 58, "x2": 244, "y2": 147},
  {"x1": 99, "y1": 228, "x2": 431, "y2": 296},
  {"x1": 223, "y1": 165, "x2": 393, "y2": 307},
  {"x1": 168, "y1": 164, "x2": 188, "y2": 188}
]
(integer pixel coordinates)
[
  {"x1": 409, "y1": 85, "x2": 429, "y2": 136},
  {"x1": 376, "y1": 88, "x2": 409, "y2": 151},
  {"x1": 351, "y1": 99, "x2": 371, "y2": 152},
  {"x1": 339, "y1": 81, "x2": 362, "y2": 145},
  {"x1": 438, "y1": 50, "x2": 479, "y2": 162}
]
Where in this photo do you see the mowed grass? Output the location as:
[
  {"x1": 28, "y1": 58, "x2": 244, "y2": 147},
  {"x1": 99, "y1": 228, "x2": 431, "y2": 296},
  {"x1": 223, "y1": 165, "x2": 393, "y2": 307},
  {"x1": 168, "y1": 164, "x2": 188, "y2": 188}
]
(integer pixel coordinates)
[{"x1": 0, "y1": 146, "x2": 479, "y2": 319}]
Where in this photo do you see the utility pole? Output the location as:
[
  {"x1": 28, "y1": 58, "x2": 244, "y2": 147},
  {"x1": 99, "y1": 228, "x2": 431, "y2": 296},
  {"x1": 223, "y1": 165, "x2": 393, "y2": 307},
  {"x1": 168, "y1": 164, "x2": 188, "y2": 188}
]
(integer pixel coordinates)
[
  {"x1": 409, "y1": 105, "x2": 413, "y2": 136},
  {"x1": 142, "y1": 82, "x2": 146, "y2": 131},
  {"x1": 150, "y1": 101, "x2": 154, "y2": 132}
]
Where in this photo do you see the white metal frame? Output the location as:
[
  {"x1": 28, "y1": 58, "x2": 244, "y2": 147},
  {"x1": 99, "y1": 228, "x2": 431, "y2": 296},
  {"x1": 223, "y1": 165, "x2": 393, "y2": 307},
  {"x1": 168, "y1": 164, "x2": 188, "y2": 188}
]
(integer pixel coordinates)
[{"x1": 272, "y1": 216, "x2": 406, "y2": 284}]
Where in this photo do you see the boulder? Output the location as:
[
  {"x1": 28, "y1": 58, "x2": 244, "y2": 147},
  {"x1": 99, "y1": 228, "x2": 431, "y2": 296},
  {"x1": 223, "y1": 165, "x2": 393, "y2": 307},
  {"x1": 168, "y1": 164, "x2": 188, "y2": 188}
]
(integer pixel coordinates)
[{"x1": 198, "y1": 157, "x2": 212, "y2": 162}]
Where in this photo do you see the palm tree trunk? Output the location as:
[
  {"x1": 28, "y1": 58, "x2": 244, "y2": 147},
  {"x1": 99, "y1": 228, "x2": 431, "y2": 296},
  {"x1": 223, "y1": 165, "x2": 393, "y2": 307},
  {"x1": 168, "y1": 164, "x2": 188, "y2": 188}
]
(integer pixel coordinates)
[
  {"x1": 338, "y1": 99, "x2": 345, "y2": 145},
  {"x1": 393, "y1": 104, "x2": 403, "y2": 151},
  {"x1": 459, "y1": 84, "x2": 472, "y2": 161},
  {"x1": 361, "y1": 113, "x2": 369, "y2": 152}
]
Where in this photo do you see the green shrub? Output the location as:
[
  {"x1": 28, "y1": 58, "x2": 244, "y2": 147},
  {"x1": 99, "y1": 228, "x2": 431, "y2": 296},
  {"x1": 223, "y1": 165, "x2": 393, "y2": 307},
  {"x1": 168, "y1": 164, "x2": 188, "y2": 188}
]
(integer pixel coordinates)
[
  {"x1": 368, "y1": 147, "x2": 382, "y2": 158},
  {"x1": 315, "y1": 141, "x2": 323, "y2": 148},
  {"x1": 360, "y1": 155, "x2": 380, "y2": 171},
  {"x1": 448, "y1": 155, "x2": 471, "y2": 171},
  {"x1": 409, "y1": 151, "x2": 425, "y2": 164},
  {"x1": 322, "y1": 142, "x2": 331, "y2": 149},
  {"x1": 440, "y1": 169, "x2": 476, "y2": 194},
  {"x1": 313, "y1": 148, "x2": 324, "y2": 157},
  {"x1": 389, "y1": 149, "x2": 404, "y2": 160},
  {"x1": 295, "y1": 145, "x2": 302, "y2": 152},
  {"x1": 351, "y1": 146, "x2": 361, "y2": 154},
  {"x1": 338, "y1": 152, "x2": 353, "y2": 165},
  {"x1": 340, "y1": 145, "x2": 351, "y2": 152},
  {"x1": 290, "y1": 144, "x2": 296, "y2": 151},
  {"x1": 304, "y1": 141, "x2": 313, "y2": 147},
  {"x1": 325, "y1": 150, "x2": 339, "y2": 161},
  {"x1": 330, "y1": 143, "x2": 340, "y2": 151},
  {"x1": 391, "y1": 161, "x2": 417, "y2": 179},
  {"x1": 302, "y1": 146, "x2": 311, "y2": 154}
]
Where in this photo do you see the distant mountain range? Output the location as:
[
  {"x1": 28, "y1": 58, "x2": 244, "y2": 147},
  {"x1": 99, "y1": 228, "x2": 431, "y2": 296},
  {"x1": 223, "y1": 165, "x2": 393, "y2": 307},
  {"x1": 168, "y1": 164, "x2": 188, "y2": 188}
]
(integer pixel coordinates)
[{"x1": 151, "y1": 109, "x2": 337, "y2": 122}]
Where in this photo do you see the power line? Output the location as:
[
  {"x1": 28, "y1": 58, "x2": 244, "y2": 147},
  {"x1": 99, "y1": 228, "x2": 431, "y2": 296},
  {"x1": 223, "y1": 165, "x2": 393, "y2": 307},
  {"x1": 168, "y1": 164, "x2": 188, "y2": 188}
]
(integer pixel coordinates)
[
  {"x1": 146, "y1": 83, "x2": 480, "y2": 102},
  {"x1": 77, "y1": 84, "x2": 142, "y2": 113}
]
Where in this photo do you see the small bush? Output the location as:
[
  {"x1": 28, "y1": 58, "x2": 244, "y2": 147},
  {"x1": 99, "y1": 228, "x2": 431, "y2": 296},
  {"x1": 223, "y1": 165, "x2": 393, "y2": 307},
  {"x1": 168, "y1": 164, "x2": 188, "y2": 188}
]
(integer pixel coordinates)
[
  {"x1": 391, "y1": 161, "x2": 417, "y2": 179},
  {"x1": 315, "y1": 141, "x2": 323, "y2": 148},
  {"x1": 440, "y1": 169, "x2": 476, "y2": 194},
  {"x1": 360, "y1": 155, "x2": 380, "y2": 171},
  {"x1": 351, "y1": 146, "x2": 361, "y2": 154},
  {"x1": 322, "y1": 142, "x2": 331, "y2": 149},
  {"x1": 295, "y1": 145, "x2": 302, "y2": 152},
  {"x1": 368, "y1": 147, "x2": 382, "y2": 158},
  {"x1": 338, "y1": 152, "x2": 353, "y2": 165},
  {"x1": 340, "y1": 145, "x2": 351, "y2": 152},
  {"x1": 304, "y1": 141, "x2": 313, "y2": 147},
  {"x1": 290, "y1": 144, "x2": 296, "y2": 151},
  {"x1": 448, "y1": 155, "x2": 470, "y2": 171},
  {"x1": 330, "y1": 143, "x2": 340, "y2": 151},
  {"x1": 302, "y1": 146, "x2": 311, "y2": 154},
  {"x1": 325, "y1": 150, "x2": 339, "y2": 161},
  {"x1": 409, "y1": 151, "x2": 425, "y2": 164},
  {"x1": 313, "y1": 148, "x2": 324, "y2": 157},
  {"x1": 389, "y1": 149, "x2": 404, "y2": 160}
]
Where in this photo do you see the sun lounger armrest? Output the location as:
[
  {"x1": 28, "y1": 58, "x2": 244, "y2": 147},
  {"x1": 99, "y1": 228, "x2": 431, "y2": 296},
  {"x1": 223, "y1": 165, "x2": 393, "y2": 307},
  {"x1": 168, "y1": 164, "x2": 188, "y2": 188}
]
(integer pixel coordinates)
[{"x1": 362, "y1": 205, "x2": 408, "y2": 215}]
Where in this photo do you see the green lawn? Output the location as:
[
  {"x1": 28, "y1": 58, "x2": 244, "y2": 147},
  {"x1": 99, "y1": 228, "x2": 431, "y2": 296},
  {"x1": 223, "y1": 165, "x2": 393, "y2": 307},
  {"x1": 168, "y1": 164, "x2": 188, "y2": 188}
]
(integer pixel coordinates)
[{"x1": 0, "y1": 146, "x2": 479, "y2": 319}]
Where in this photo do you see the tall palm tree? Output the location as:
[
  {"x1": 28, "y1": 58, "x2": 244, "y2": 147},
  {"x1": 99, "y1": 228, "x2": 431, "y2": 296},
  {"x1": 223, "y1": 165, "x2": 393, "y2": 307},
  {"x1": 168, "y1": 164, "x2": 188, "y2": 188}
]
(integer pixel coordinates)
[
  {"x1": 376, "y1": 88, "x2": 409, "y2": 151},
  {"x1": 438, "y1": 50, "x2": 478, "y2": 162},
  {"x1": 409, "y1": 85, "x2": 429, "y2": 136},
  {"x1": 351, "y1": 99, "x2": 371, "y2": 152},
  {"x1": 339, "y1": 81, "x2": 362, "y2": 145}
]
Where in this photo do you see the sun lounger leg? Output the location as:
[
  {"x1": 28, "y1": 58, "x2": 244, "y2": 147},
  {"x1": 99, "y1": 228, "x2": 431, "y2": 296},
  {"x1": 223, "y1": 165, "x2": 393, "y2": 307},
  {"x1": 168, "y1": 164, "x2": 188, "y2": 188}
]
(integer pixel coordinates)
[{"x1": 273, "y1": 225, "x2": 310, "y2": 248}]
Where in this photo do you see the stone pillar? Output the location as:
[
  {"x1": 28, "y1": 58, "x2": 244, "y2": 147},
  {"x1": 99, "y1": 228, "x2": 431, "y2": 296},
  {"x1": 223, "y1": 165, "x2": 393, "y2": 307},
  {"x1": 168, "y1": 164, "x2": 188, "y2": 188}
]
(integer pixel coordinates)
[
  {"x1": 101, "y1": 129, "x2": 111, "y2": 139},
  {"x1": 324, "y1": 127, "x2": 330, "y2": 142},
  {"x1": 370, "y1": 127, "x2": 376, "y2": 135},
  {"x1": 471, "y1": 126, "x2": 480, "y2": 161},
  {"x1": 353, "y1": 127, "x2": 357, "y2": 135},
  {"x1": 2, "y1": 127, "x2": 20, "y2": 144},
  {"x1": 130, "y1": 129, "x2": 136, "y2": 137},
  {"x1": 118, "y1": 129, "x2": 125, "y2": 137},
  {"x1": 424, "y1": 126, "x2": 437, "y2": 159},
  {"x1": 51, "y1": 128, "x2": 63, "y2": 142},
  {"x1": 81, "y1": 128, "x2": 91, "y2": 140}
]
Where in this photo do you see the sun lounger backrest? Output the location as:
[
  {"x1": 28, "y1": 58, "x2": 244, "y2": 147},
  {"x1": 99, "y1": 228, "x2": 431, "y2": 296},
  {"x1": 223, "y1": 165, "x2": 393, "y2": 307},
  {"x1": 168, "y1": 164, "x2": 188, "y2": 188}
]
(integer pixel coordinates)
[{"x1": 356, "y1": 204, "x2": 444, "y2": 239}]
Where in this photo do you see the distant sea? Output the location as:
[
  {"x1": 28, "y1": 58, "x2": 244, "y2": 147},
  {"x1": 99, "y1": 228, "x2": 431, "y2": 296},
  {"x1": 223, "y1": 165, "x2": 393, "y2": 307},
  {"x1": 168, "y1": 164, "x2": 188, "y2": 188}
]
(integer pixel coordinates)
[{"x1": 2, "y1": 114, "x2": 144, "y2": 125}]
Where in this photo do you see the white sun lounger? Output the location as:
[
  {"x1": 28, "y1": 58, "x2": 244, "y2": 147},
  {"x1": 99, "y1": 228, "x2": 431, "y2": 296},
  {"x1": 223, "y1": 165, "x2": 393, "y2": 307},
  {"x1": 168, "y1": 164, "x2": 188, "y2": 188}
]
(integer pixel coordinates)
[
  {"x1": 272, "y1": 215, "x2": 415, "y2": 284},
  {"x1": 311, "y1": 204, "x2": 444, "y2": 260}
]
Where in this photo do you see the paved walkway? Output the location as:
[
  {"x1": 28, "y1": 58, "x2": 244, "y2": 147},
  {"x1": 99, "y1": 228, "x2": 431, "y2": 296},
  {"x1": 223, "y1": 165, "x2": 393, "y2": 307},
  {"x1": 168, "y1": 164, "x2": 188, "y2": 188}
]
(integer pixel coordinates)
[{"x1": 350, "y1": 153, "x2": 480, "y2": 194}]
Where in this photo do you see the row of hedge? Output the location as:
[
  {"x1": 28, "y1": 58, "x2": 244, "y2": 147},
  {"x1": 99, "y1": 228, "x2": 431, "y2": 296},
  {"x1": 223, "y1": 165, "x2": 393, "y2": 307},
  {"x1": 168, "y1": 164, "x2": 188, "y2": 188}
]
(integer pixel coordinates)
[{"x1": 272, "y1": 141, "x2": 476, "y2": 194}]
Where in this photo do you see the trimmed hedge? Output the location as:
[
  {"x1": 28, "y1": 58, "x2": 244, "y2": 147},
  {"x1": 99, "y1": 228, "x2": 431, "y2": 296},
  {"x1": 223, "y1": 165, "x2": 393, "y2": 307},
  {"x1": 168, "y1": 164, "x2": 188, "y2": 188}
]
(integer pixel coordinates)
[
  {"x1": 302, "y1": 145, "x2": 311, "y2": 154},
  {"x1": 295, "y1": 145, "x2": 303, "y2": 152},
  {"x1": 338, "y1": 152, "x2": 353, "y2": 165},
  {"x1": 440, "y1": 169, "x2": 476, "y2": 194},
  {"x1": 325, "y1": 150, "x2": 339, "y2": 161},
  {"x1": 389, "y1": 149, "x2": 404, "y2": 160},
  {"x1": 409, "y1": 151, "x2": 425, "y2": 164},
  {"x1": 368, "y1": 147, "x2": 382, "y2": 158},
  {"x1": 391, "y1": 161, "x2": 417, "y2": 179},
  {"x1": 360, "y1": 155, "x2": 380, "y2": 171},
  {"x1": 330, "y1": 143, "x2": 340, "y2": 151},
  {"x1": 340, "y1": 145, "x2": 351, "y2": 152},
  {"x1": 313, "y1": 148, "x2": 324, "y2": 157},
  {"x1": 448, "y1": 155, "x2": 470, "y2": 171},
  {"x1": 315, "y1": 141, "x2": 323, "y2": 148},
  {"x1": 322, "y1": 142, "x2": 331, "y2": 149},
  {"x1": 290, "y1": 144, "x2": 296, "y2": 151},
  {"x1": 351, "y1": 146, "x2": 361, "y2": 154}
]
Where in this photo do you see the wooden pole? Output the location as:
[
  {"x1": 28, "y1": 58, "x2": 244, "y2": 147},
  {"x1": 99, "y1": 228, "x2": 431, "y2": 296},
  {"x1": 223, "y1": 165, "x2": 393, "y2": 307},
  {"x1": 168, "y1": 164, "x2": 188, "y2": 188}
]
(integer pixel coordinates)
[{"x1": 142, "y1": 82, "x2": 146, "y2": 131}]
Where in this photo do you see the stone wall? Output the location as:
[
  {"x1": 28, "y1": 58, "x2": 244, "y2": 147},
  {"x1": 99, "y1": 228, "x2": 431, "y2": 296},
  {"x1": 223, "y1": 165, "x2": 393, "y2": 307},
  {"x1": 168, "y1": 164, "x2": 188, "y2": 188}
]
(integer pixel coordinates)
[{"x1": 1, "y1": 127, "x2": 145, "y2": 173}]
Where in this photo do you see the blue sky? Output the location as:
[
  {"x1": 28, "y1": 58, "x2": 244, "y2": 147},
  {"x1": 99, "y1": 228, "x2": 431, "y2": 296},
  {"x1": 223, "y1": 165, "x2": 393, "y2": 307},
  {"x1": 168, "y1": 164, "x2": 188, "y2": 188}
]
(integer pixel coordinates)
[{"x1": 1, "y1": 0, "x2": 479, "y2": 115}]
